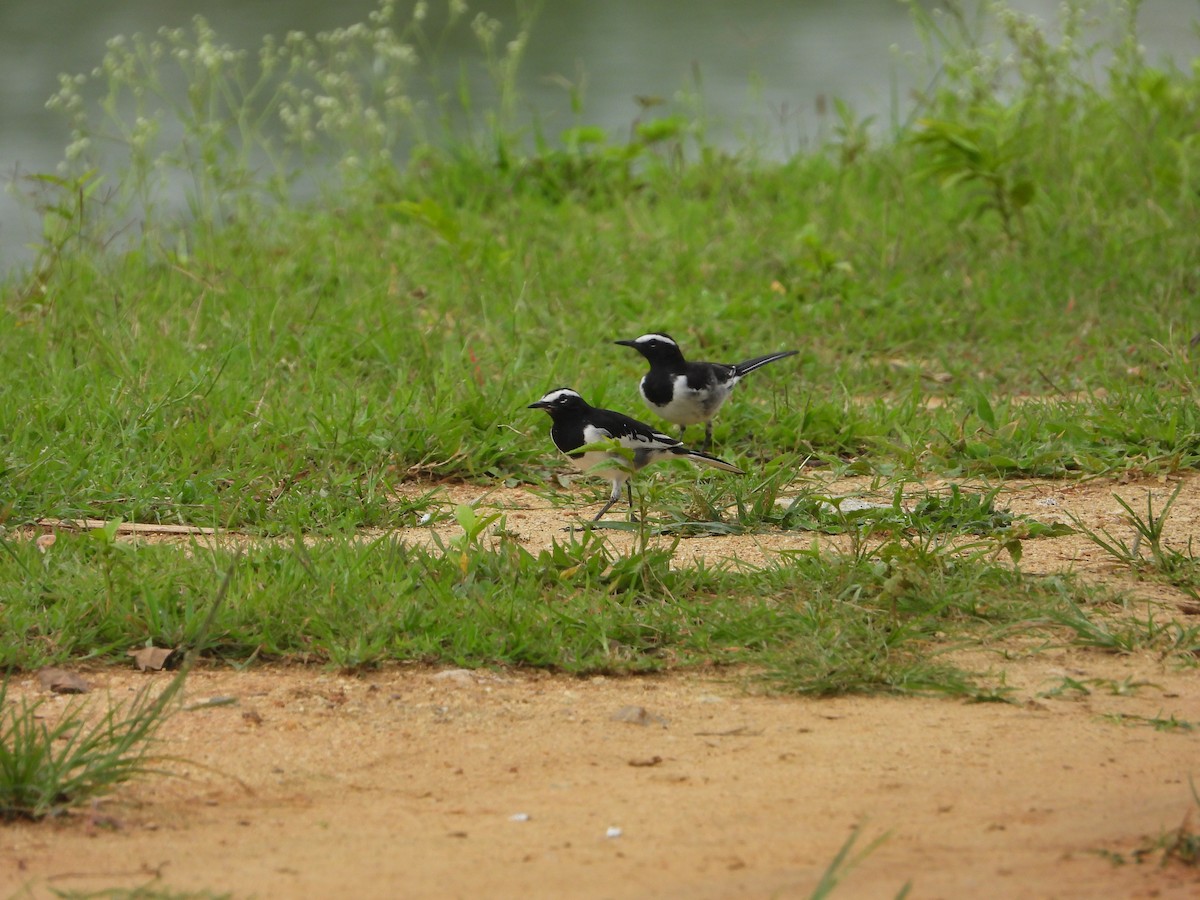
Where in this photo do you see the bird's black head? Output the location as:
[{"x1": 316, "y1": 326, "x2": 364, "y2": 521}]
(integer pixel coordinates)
[
  {"x1": 614, "y1": 332, "x2": 684, "y2": 365},
  {"x1": 527, "y1": 387, "x2": 589, "y2": 418}
]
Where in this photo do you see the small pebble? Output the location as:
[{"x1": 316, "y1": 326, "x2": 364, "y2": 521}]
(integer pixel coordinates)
[{"x1": 606, "y1": 826, "x2": 622, "y2": 839}]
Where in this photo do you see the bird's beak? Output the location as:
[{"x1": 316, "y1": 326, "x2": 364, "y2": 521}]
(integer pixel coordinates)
[
  {"x1": 527, "y1": 400, "x2": 550, "y2": 410},
  {"x1": 613, "y1": 339, "x2": 636, "y2": 347}
]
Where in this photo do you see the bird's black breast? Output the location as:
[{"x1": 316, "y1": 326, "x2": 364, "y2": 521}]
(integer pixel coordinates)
[
  {"x1": 550, "y1": 418, "x2": 588, "y2": 456},
  {"x1": 640, "y1": 369, "x2": 677, "y2": 407}
]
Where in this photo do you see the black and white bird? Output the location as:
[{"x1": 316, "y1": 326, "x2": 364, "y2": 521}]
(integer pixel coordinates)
[
  {"x1": 615, "y1": 332, "x2": 798, "y2": 450},
  {"x1": 527, "y1": 387, "x2": 744, "y2": 522}
]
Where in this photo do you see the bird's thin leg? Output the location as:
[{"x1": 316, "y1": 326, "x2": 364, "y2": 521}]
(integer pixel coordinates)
[
  {"x1": 626, "y1": 482, "x2": 636, "y2": 521},
  {"x1": 590, "y1": 481, "x2": 623, "y2": 523},
  {"x1": 701, "y1": 421, "x2": 714, "y2": 452}
]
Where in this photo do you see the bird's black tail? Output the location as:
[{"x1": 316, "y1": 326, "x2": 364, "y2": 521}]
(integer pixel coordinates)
[
  {"x1": 670, "y1": 447, "x2": 745, "y2": 475},
  {"x1": 733, "y1": 349, "x2": 798, "y2": 377}
]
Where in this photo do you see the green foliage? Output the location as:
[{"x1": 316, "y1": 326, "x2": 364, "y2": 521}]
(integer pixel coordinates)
[
  {"x1": 7, "y1": 0, "x2": 1200, "y2": 529},
  {"x1": 911, "y1": 110, "x2": 1035, "y2": 241},
  {"x1": 1, "y1": 1, "x2": 1199, "y2": 702},
  {"x1": 40, "y1": 1, "x2": 539, "y2": 225},
  {"x1": 1038, "y1": 675, "x2": 1157, "y2": 699},
  {"x1": 1043, "y1": 599, "x2": 1200, "y2": 657},
  {"x1": 7, "y1": 0, "x2": 1197, "y2": 534}
]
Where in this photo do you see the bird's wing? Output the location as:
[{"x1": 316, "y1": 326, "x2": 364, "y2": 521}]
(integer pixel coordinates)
[
  {"x1": 585, "y1": 411, "x2": 681, "y2": 451},
  {"x1": 685, "y1": 361, "x2": 735, "y2": 391}
]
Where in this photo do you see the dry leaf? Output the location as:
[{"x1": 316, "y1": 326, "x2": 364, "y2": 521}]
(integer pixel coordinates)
[
  {"x1": 127, "y1": 646, "x2": 177, "y2": 671},
  {"x1": 36, "y1": 533, "x2": 56, "y2": 553},
  {"x1": 628, "y1": 755, "x2": 664, "y2": 768},
  {"x1": 37, "y1": 667, "x2": 90, "y2": 694}
]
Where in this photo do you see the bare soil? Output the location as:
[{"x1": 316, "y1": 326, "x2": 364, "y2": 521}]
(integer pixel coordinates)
[{"x1": 5, "y1": 473, "x2": 1200, "y2": 899}]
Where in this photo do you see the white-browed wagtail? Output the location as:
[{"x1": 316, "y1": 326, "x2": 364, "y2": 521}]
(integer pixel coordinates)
[
  {"x1": 614, "y1": 332, "x2": 798, "y2": 449},
  {"x1": 527, "y1": 387, "x2": 744, "y2": 522}
]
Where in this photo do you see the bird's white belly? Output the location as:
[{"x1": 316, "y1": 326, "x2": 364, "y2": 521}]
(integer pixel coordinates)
[
  {"x1": 646, "y1": 376, "x2": 731, "y2": 425},
  {"x1": 569, "y1": 449, "x2": 630, "y2": 482}
]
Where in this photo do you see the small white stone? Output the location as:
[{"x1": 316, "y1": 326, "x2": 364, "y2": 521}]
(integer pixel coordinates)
[
  {"x1": 605, "y1": 826, "x2": 622, "y2": 839},
  {"x1": 510, "y1": 812, "x2": 530, "y2": 822}
]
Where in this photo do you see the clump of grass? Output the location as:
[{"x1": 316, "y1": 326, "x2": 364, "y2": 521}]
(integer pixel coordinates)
[
  {"x1": 1100, "y1": 779, "x2": 1200, "y2": 868},
  {"x1": 1037, "y1": 675, "x2": 1158, "y2": 699},
  {"x1": 662, "y1": 465, "x2": 1070, "y2": 552},
  {"x1": 1153, "y1": 784, "x2": 1200, "y2": 867},
  {"x1": 1069, "y1": 484, "x2": 1200, "y2": 596},
  {"x1": 1102, "y1": 712, "x2": 1197, "y2": 733},
  {"x1": 0, "y1": 558, "x2": 234, "y2": 821},
  {"x1": 1041, "y1": 598, "x2": 1200, "y2": 658},
  {"x1": 757, "y1": 536, "x2": 1042, "y2": 699},
  {"x1": 0, "y1": 677, "x2": 177, "y2": 821}
]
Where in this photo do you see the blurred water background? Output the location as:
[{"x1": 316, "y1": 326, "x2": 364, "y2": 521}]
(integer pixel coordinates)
[{"x1": 0, "y1": 0, "x2": 1194, "y2": 272}]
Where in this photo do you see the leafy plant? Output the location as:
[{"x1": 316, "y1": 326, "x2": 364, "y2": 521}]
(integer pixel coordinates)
[{"x1": 911, "y1": 111, "x2": 1035, "y2": 240}]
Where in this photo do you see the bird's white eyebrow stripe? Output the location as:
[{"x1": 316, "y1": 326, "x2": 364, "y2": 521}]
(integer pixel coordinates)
[
  {"x1": 635, "y1": 333, "x2": 676, "y2": 345},
  {"x1": 538, "y1": 388, "x2": 581, "y2": 404}
]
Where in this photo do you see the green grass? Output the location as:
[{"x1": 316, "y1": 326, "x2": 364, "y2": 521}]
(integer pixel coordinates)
[
  {"x1": 1, "y1": 0, "x2": 1199, "y2": 696},
  {"x1": 4, "y1": 2, "x2": 1200, "y2": 532},
  {"x1": 1070, "y1": 483, "x2": 1200, "y2": 596},
  {"x1": 806, "y1": 824, "x2": 910, "y2": 900},
  {"x1": 0, "y1": 519, "x2": 1181, "y2": 696}
]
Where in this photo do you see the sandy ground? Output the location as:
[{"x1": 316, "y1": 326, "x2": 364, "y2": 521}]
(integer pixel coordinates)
[{"x1": 4, "y1": 472, "x2": 1200, "y2": 899}]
